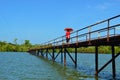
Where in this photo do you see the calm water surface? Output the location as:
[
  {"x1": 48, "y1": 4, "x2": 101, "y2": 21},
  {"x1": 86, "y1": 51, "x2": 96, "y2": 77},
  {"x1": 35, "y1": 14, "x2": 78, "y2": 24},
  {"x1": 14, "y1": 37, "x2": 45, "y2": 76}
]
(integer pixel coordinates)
[{"x1": 0, "y1": 52, "x2": 120, "y2": 80}]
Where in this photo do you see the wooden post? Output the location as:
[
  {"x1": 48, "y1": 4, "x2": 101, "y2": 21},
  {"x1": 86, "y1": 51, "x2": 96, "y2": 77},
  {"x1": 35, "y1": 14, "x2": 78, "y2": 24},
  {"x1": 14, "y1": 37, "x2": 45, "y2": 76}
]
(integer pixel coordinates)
[
  {"x1": 37, "y1": 50, "x2": 39, "y2": 56},
  {"x1": 88, "y1": 26, "x2": 91, "y2": 45},
  {"x1": 64, "y1": 48, "x2": 66, "y2": 66},
  {"x1": 41, "y1": 49, "x2": 44, "y2": 57},
  {"x1": 75, "y1": 47, "x2": 77, "y2": 68},
  {"x1": 61, "y1": 48, "x2": 63, "y2": 63},
  {"x1": 76, "y1": 31, "x2": 78, "y2": 45},
  {"x1": 111, "y1": 45, "x2": 116, "y2": 79},
  {"x1": 46, "y1": 49, "x2": 48, "y2": 59},
  {"x1": 40, "y1": 49, "x2": 42, "y2": 56},
  {"x1": 52, "y1": 48, "x2": 55, "y2": 62},
  {"x1": 95, "y1": 46, "x2": 98, "y2": 76},
  {"x1": 107, "y1": 20, "x2": 110, "y2": 41}
]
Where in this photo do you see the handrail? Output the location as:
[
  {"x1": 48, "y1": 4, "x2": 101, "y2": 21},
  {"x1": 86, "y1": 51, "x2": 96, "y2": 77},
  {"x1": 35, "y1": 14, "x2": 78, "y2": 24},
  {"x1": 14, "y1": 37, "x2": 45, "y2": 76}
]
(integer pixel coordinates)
[{"x1": 40, "y1": 15, "x2": 120, "y2": 48}]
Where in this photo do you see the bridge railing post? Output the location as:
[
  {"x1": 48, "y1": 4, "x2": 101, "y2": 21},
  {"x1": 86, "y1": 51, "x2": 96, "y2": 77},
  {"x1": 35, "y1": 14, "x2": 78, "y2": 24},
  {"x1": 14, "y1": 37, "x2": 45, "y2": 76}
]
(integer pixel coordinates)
[
  {"x1": 86, "y1": 34, "x2": 88, "y2": 41},
  {"x1": 76, "y1": 31, "x2": 78, "y2": 45},
  {"x1": 97, "y1": 32, "x2": 100, "y2": 39},
  {"x1": 62, "y1": 36, "x2": 64, "y2": 46},
  {"x1": 88, "y1": 26, "x2": 91, "y2": 45},
  {"x1": 54, "y1": 39, "x2": 56, "y2": 46},
  {"x1": 107, "y1": 19, "x2": 110, "y2": 41}
]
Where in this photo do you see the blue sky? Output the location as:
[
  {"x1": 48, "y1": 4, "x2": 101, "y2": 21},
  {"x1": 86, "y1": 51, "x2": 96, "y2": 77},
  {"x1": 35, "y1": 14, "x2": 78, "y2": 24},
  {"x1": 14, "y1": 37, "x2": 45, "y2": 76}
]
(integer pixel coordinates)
[{"x1": 0, "y1": 0, "x2": 120, "y2": 44}]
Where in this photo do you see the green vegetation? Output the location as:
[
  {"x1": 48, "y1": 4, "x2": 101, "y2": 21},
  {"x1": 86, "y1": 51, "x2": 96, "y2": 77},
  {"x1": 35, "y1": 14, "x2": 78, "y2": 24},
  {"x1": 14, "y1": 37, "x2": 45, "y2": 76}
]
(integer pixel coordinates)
[
  {"x1": 0, "y1": 39, "x2": 40, "y2": 52},
  {"x1": 0, "y1": 39, "x2": 120, "y2": 54},
  {"x1": 66, "y1": 46, "x2": 120, "y2": 54}
]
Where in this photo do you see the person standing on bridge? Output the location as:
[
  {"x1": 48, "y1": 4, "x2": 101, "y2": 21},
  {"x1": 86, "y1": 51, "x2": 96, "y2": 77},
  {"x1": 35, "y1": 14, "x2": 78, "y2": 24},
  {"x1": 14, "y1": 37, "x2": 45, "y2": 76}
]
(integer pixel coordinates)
[
  {"x1": 64, "y1": 28, "x2": 73, "y2": 43},
  {"x1": 66, "y1": 31, "x2": 70, "y2": 43}
]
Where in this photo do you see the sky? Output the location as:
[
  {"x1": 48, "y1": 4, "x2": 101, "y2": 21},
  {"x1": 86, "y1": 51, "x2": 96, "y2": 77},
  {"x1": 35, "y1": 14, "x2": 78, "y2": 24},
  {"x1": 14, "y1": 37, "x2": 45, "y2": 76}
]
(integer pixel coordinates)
[{"x1": 0, "y1": 0, "x2": 120, "y2": 44}]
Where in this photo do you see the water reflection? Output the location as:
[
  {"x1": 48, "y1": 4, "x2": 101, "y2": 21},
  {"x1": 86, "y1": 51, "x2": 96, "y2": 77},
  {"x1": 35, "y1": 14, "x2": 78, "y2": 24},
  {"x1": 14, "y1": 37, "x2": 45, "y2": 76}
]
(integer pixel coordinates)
[{"x1": 38, "y1": 56, "x2": 99, "y2": 80}]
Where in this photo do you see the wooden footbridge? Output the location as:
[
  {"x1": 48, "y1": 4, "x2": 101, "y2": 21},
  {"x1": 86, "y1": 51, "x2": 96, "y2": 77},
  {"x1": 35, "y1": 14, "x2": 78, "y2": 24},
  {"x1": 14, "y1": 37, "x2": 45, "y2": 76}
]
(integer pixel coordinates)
[{"x1": 28, "y1": 15, "x2": 120, "y2": 79}]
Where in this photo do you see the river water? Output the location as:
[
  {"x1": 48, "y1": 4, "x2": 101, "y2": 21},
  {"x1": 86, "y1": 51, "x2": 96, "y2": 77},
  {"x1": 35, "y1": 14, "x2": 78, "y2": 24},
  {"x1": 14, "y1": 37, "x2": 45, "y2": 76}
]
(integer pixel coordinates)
[{"x1": 0, "y1": 52, "x2": 120, "y2": 80}]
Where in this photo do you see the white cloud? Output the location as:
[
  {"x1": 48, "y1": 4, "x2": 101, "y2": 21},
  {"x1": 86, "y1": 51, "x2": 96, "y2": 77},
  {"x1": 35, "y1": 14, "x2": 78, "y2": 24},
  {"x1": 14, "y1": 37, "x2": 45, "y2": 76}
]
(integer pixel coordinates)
[
  {"x1": 95, "y1": 3, "x2": 109, "y2": 10},
  {"x1": 87, "y1": 2, "x2": 112, "y2": 11}
]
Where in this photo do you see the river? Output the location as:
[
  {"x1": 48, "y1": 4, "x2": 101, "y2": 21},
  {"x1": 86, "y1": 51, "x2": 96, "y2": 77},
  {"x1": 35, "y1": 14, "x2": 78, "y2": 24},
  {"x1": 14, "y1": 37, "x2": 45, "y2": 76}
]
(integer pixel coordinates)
[{"x1": 0, "y1": 52, "x2": 120, "y2": 80}]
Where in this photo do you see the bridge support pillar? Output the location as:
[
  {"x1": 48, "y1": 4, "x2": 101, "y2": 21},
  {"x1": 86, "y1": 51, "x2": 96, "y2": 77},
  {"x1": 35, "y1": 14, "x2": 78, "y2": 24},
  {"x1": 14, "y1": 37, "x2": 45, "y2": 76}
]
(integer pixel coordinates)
[
  {"x1": 46, "y1": 49, "x2": 48, "y2": 59},
  {"x1": 95, "y1": 46, "x2": 98, "y2": 76},
  {"x1": 52, "y1": 48, "x2": 55, "y2": 62},
  {"x1": 37, "y1": 50, "x2": 39, "y2": 56},
  {"x1": 75, "y1": 47, "x2": 77, "y2": 68},
  {"x1": 64, "y1": 48, "x2": 66, "y2": 66},
  {"x1": 41, "y1": 49, "x2": 44, "y2": 57},
  {"x1": 61, "y1": 48, "x2": 63, "y2": 63},
  {"x1": 111, "y1": 45, "x2": 116, "y2": 79}
]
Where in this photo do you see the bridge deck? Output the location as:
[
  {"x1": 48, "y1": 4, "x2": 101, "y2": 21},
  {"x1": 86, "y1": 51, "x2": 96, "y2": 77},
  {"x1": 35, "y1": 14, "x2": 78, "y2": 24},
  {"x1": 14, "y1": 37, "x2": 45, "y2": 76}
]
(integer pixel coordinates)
[
  {"x1": 31, "y1": 34, "x2": 120, "y2": 50},
  {"x1": 55, "y1": 35, "x2": 120, "y2": 48}
]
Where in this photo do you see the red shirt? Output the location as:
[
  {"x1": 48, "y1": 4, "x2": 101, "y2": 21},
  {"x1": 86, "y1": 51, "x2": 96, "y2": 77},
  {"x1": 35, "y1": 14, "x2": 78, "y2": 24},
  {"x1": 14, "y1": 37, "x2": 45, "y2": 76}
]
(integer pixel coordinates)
[{"x1": 66, "y1": 31, "x2": 70, "y2": 39}]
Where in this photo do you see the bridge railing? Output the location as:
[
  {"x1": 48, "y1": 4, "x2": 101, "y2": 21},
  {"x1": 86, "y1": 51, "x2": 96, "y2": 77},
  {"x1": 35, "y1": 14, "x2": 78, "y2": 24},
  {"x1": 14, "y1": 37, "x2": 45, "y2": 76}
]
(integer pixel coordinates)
[{"x1": 41, "y1": 15, "x2": 120, "y2": 48}]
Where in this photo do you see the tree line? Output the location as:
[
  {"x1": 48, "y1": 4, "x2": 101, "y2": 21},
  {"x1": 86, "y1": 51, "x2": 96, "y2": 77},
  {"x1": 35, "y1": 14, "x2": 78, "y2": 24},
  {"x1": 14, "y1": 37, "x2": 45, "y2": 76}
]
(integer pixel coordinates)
[
  {"x1": 66, "y1": 46, "x2": 120, "y2": 54},
  {"x1": 0, "y1": 39, "x2": 40, "y2": 52},
  {"x1": 0, "y1": 39, "x2": 120, "y2": 53}
]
